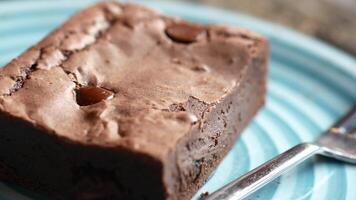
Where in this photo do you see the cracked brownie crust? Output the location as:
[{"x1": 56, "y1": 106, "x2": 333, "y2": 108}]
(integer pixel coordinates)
[{"x1": 0, "y1": 2, "x2": 268, "y2": 200}]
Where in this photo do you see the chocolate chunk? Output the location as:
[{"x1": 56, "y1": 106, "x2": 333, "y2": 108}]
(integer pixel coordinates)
[
  {"x1": 76, "y1": 86, "x2": 114, "y2": 106},
  {"x1": 165, "y1": 22, "x2": 206, "y2": 43}
]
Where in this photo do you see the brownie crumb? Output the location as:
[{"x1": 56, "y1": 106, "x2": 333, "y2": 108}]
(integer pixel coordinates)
[{"x1": 199, "y1": 191, "x2": 209, "y2": 200}]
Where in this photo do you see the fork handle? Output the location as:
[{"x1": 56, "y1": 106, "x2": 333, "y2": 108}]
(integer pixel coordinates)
[{"x1": 204, "y1": 143, "x2": 321, "y2": 200}]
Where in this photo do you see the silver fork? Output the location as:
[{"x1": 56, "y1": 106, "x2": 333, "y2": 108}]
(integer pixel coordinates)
[{"x1": 205, "y1": 106, "x2": 356, "y2": 200}]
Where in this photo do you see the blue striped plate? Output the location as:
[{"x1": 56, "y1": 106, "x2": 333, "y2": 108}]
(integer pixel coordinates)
[{"x1": 0, "y1": 0, "x2": 355, "y2": 199}]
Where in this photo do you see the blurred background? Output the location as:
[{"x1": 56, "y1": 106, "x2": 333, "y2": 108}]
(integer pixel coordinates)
[
  {"x1": 1, "y1": 0, "x2": 356, "y2": 56},
  {"x1": 170, "y1": 0, "x2": 356, "y2": 56}
]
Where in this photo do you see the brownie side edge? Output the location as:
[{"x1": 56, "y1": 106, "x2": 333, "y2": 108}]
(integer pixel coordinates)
[
  {"x1": 0, "y1": 112, "x2": 169, "y2": 200},
  {"x1": 164, "y1": 37, "x2": 269, "y2": 200}
]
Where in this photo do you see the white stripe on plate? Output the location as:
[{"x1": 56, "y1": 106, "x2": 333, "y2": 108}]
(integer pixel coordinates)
[
  {"x1": 267, "y1": 99, "x2": 314, "y2": 141},
  {"x1": 309, "y1": 163, "x2": 336, "y2": 200},
  {"x1": 0, "y1": 15, "x2": 67, "y2": 36},
  {"x1": 268, "y1": 80, "x2": 333, "y2": 130},
  {"x1": 0, "y1": 32, "x2": 48, "y2": 52},
  {"x1": 241, "y1": 127, "x2": 266, "y2": 168},
  {"x1": 345, "y1": 165, "x2": 356, "y2": 200},
  {"x1": 0, "y1": 0, "x2": 94, "y2": 14}
]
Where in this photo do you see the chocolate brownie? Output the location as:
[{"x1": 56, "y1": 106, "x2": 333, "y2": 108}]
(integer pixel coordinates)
[{"x1": 0, "y1": 2, "x2": 268, "y2": 200}]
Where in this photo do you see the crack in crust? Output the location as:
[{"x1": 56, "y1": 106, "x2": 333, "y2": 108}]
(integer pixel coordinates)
[
  {"x1": 1, "y1": 3, "x2": 122, "y2": 96},
  {"x1": 3, "y1": 63, "x2": 38, "y2": 96}
]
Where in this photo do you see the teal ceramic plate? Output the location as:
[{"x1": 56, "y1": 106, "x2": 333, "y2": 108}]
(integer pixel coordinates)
[{"x1": 0, "y1": 0, "x2": 355, "y2": 199}]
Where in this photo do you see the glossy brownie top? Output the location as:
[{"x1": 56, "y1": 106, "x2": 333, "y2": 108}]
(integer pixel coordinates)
[{"x1": 0, "y1": 2, "x2": 266, "y2": 159}]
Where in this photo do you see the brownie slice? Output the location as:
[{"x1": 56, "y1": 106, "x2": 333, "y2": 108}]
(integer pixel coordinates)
[{"x1": 0, "y1": 2, "x2": 268, "y2": 200}]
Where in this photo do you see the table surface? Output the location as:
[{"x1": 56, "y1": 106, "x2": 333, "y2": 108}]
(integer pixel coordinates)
[{"x1": 183, "y1": 0, "x2": 356, "y2": 57}]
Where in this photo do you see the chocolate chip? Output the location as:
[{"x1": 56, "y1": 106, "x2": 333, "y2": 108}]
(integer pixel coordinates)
[
  {"x1": 165, "y1": 22, "x2": 205, "y2": 44},
  {"x1": 76, "y1": 86, "x2": 114, "y2": 106}
]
